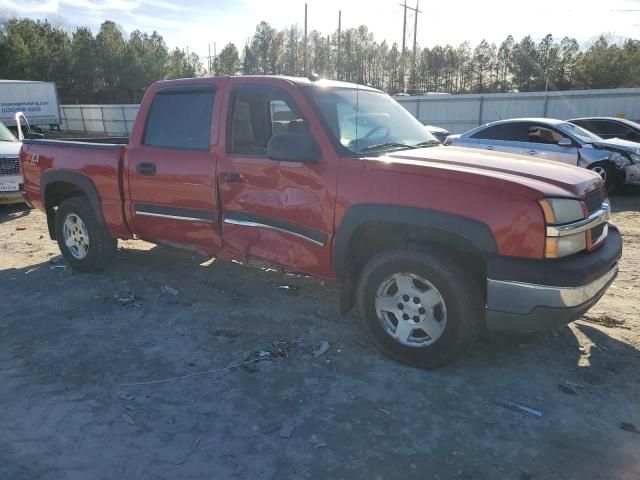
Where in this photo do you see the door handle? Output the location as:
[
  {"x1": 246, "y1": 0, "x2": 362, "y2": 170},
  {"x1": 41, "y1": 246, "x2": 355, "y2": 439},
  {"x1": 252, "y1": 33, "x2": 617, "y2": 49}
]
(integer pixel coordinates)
[
  {"x1": 527, "y1": 149, "x2": 538, "y2": 155},
  {"x1": 136, "y1": 162, "x2": 156, "y2": 176},
  {"x1": 221, "y1": 172, "x2": 244, "y2": 183}
]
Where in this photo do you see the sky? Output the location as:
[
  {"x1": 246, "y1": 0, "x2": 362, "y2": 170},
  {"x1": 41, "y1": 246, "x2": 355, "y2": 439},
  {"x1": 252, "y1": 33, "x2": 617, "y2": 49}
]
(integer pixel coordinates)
[{"x1": 1, "y1": 0, "x2": 640, "y2": 59}]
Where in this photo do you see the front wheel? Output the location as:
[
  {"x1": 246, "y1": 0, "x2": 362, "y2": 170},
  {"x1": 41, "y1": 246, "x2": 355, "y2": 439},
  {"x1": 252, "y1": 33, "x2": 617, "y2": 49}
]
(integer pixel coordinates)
[
  {"x1": 55, "y1": 196, "x2": 116, "y2": 272},
  {"x1": 589, "y1": 162, "x2": 620, "y2": 194},
  {"x1": 356, "y1": 249, "x2": 480, "y2": 369}
]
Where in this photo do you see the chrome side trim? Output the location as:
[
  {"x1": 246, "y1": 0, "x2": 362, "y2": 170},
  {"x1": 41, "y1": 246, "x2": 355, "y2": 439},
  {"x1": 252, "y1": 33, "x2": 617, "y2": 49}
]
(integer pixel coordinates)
[
  {"x1": 487, "y1": 263, "x2": 618, "y2": 315},
  {"x1": 136, "y1": 211, "x2": 214, "y2": 223},
  {"x1": 546, "y1": 202, "x2": 610, "y2": 237},
  {"x1": 224, "y1": 217, "x2": 325, "y2": 247}
]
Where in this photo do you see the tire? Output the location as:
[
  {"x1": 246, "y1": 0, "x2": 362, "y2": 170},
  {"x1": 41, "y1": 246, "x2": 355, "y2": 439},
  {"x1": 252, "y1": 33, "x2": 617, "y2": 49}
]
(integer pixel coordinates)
[
  {"x1": 356, "y1": 248, "x2": 481, "y2": 369},
  {"x1": 589, "y1": 162, "x2": 620, "y2": 194},
  {"x1": 55, "y1": 196, "x2": 116, "y2": 272}
]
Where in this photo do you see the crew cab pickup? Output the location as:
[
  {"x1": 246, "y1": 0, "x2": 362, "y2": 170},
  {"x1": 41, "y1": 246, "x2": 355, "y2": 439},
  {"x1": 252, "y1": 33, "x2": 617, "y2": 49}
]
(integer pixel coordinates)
[{"x1": 19, "y1": 76, "x2": 622, "y2": 368}]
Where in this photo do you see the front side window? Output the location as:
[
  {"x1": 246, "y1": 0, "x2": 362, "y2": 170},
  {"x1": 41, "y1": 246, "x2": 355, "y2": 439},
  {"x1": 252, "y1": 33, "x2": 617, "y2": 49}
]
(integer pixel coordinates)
[
  {"x1": 306, "y1": 86, "x2": 438, "y2": 155},
  {"x1": 143, "y1": 87, "x2": 215, "y2": 150},
  {"x1": 527, "y1": 125, "x2": 563, "y2": 145},
  {"x1": 227, "y1": 86, "x2": 307, "y2": 156}
]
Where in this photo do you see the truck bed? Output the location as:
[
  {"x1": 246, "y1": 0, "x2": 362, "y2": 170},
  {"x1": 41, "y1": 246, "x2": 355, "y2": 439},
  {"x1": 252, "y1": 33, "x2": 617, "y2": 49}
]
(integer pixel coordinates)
[{"x1": 20, "y1": 138, "x2": 132, "y2": 238}]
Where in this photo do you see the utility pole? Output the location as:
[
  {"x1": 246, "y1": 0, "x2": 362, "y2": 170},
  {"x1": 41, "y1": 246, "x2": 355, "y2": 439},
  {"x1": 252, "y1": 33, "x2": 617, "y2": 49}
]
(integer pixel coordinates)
[
  {"x1": 208, "y1": 44, "x2": 212, "y2": 76},
  {"x1": 303, "y1": 3, "x2": 308, "y2": 76},
  {"x1": 337, "y1": 10, "x2": 341, "y2": 80},
  {"x1": 412, "y1": 0, "x2": 419, "y2": 90},
  {"x1": 399, "y1": 1, "x2": 421, "y2": 93}
]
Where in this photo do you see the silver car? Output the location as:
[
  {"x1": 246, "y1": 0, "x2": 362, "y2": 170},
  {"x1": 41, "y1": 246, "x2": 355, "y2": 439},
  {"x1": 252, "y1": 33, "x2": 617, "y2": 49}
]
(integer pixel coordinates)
[{"x1": 445, "y1": 118, "x2": 640, "y2": 193}]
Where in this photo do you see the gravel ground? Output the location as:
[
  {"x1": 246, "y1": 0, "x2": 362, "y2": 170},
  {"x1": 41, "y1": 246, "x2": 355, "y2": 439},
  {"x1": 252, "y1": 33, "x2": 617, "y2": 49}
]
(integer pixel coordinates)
[{"x1": 1, "y1": 193, "x2": 639, "y2": 480}]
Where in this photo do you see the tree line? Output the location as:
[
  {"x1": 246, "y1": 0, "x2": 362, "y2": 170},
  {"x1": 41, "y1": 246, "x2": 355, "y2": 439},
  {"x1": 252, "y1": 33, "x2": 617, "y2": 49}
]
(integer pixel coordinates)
[
  {"x1": 1, "y1": 16, "x2": 639, "y2": 104},
  {"x1": 0, "y1": 18, "x2": 202, "y2": 103}
]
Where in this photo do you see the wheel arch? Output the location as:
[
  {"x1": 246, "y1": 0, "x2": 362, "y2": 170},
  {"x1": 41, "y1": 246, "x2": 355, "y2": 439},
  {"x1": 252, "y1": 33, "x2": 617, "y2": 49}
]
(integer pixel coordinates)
[
  {"x1": 41, "y1": 170, "x2": 105, "y2": 240},
  {"x1": 333, "y1": 205, "x2": 498, "y2": 313}
]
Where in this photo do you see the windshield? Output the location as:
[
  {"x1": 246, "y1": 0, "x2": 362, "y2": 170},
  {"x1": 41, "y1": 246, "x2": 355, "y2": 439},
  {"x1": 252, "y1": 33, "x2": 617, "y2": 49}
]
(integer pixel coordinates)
[
  {"x1": 558, "y1": 122, "x2": 602, "y2": 144},
  {"x1": 0, "y1": 121, "x2": 17, "y2": 142},
  {"x1": 306, "y1": 87, "x2": 438, "y2": 154}
]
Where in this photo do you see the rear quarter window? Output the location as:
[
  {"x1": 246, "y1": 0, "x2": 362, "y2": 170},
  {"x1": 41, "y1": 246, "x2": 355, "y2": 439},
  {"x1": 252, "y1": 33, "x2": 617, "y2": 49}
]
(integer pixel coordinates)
[{"x1": 143, "y1": 87, "x2": 215, "y2": 150}]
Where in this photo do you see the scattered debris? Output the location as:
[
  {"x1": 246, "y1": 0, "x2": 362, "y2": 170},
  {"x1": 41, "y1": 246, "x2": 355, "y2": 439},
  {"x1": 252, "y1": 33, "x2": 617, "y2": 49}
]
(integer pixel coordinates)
[
  {"x1": 49, "y1": 264, "x2": 67, "y2": 270},
  {"x1": 279, "y1": 422, "x2": 295, "y2": 438},
  {"x1": 161, "y1": 285, "x2": 179, "y2": 296},
  {"x1": 493, "y1": 398, "x2": 543, "y2": 418},
  {"x1": 122, "y1": 414, "x2": 136, "y2": 425},
  {"x1": 269, "y1": 339, "x2": 303, "y2": 358},
  {"x1": 582, "y1": 314, "x2": 629, "y2": 329},
  {"x1": 313, "y1": 340, "x2": 330, "y2": 358},
  {"x1": 309, "y1": 434, "x2": 327, "y2": 448},
  {"x1": 557, "y1": 384, "x2": 577, "y2": 396},
  {"x1": 113, "y1": 291, "x2": 140, "y2": 307},
  {"x1": 620, "y1": 422, "x2": 640, "y2": 434},
  {"x1": 118, "y1": 393, "x2": 135, "y2": 401},
  {"x1": 15, "y1": 226, "x2": 26, "y2": 231},
  {"x1": 277, "y1": 285, "x2": 298, "y2": 293},
  {"x1": 378, "y1": 408, "x2": 392, "y2": 416}
]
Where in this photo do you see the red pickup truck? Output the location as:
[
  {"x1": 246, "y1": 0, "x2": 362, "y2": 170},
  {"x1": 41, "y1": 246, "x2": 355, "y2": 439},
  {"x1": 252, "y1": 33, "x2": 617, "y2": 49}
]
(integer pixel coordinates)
[{"x1": 20, "y1": 76, "x2": 622, "y2": 368}]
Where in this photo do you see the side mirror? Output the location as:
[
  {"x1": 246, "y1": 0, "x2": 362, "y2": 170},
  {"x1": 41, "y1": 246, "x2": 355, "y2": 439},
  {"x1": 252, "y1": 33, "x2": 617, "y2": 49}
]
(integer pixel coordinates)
[
  {"x1": 558, "y1": 137, "x2": 572, "y2": 147},
  {"x1": 267, "y1": 133, "x2": 320, "y2": 163}
]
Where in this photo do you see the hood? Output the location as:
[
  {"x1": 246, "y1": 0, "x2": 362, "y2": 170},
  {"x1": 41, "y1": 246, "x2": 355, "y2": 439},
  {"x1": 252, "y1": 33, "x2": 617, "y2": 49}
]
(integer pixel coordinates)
[
  {"x1": 365, "y1": 145, "x2": 601, "y2": 198},
  {"x1": 590, "y1": 137, "x2": 640, "y2": 154},
  {"x1": 0, "y1": 140, "x2": 21, "y2": 156}
]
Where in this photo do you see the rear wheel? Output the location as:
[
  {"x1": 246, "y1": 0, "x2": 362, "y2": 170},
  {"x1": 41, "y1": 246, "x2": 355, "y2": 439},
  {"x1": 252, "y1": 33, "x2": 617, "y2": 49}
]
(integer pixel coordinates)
[
  {"x1": 589, "y1": 162, "x2": 620, "y2": 194},
  {"x1": 356, "y1": 249, "x2": 480, "y2": 369},
  {"x1": 55, "y1": 196, "x2": 116, "y2": 272}
]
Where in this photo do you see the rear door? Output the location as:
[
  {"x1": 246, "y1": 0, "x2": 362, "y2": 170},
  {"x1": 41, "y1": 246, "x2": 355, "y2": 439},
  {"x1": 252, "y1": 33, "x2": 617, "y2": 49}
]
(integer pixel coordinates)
[
  {"x1": 464, "y1": 122, "x2": 527, "y2": 155},
  {"x1": 523, "y1": 122, "x2": 579, "y2": 165},
  {"x1": 125, "y1": 83, "x2": 222, "y2": 251},
  {"x1": 216, "y1": 81, "x2": 337, "y2": 278}
]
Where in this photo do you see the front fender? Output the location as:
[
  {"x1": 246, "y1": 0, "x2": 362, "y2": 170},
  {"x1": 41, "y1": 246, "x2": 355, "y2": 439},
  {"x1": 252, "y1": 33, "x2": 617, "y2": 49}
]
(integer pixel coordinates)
[
  {"x1": 578, "y1": 146, "x2": 611, "y2": 168},
  {"x1": 333, "y1": 204, "x2": 498, "y2": 281}
]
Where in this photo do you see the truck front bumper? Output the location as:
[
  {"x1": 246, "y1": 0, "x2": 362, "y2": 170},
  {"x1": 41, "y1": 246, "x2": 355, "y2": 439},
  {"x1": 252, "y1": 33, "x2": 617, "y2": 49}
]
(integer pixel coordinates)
[{"x1": 486, "y1": 225, "x2": 622, "y2": 332}]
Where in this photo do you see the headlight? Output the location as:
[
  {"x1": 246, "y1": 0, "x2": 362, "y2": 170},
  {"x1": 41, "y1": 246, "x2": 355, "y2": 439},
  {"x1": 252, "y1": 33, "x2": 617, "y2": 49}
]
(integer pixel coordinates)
[
  {"x1": 610, "y1": 152, "x2": 631, "y2": 168},
  {"x1": 629, "y1": 152, "x2": 640, "y2": 164},
  {"x1": 538, "y1": 198, "x2": 584, "y2": 225},
  {"x1": 538, "y1": 198, "x2": 587, "y2": 258}
]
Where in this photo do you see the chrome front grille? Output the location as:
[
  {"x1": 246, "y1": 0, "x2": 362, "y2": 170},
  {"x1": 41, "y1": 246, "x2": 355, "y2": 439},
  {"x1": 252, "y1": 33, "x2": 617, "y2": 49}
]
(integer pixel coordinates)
[
  {"x1": 0, "y1": 157, "x2": 20, "y2": 175},
  {"x1": 584, "y1": 188, "x2": 605, "y2": 215}
]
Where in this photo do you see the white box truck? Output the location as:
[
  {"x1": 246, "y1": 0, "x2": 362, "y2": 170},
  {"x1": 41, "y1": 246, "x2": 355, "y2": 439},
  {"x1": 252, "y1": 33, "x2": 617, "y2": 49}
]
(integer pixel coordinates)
[{"x1": 0, "y1": 80, "x2": 61, "y2": 130}]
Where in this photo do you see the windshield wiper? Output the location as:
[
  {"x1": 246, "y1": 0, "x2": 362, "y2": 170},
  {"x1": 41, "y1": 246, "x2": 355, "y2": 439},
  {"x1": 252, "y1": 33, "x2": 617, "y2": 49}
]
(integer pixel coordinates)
[{"x1": 358, "y1": 142, "x2": 415, "y2": 153}]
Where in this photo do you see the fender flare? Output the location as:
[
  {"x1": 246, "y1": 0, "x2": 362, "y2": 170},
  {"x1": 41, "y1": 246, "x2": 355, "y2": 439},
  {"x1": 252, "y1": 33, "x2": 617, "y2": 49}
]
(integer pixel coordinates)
[
  {"x1": 40, "y1": 170, "x2": 106, "y2": 236},
  {"x1": 333, "y1": 204, "x2": 498, "y2": 281}
]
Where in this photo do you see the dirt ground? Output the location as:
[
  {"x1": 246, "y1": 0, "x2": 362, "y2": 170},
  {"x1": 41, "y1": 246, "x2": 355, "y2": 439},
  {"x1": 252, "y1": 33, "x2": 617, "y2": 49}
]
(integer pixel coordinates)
[{"x1": 1, "y1": 193, "x2": 639, "y2": 480}]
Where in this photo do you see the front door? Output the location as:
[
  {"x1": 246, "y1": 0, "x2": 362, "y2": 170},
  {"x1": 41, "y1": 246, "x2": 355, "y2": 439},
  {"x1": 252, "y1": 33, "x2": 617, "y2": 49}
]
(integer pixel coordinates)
[
  {"x1": 125, "y1": 84, "x2": 222, "y2": 252},
  {"x1": 524, "y1": 123, "x2": 579, "y2": 165},
  {"x1": 216, "y1": 82, "x2": 337, "y2": 277}
]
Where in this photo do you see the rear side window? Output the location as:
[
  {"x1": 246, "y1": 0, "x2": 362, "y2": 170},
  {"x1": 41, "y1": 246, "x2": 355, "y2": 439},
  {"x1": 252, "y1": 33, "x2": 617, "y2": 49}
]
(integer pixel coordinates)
[
  {"x1": 143, "y1": 86, "x2": 215, "y2": 150},
  {"x1": 470, "y1": 123, "x2": 528, "y2": 141}
]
